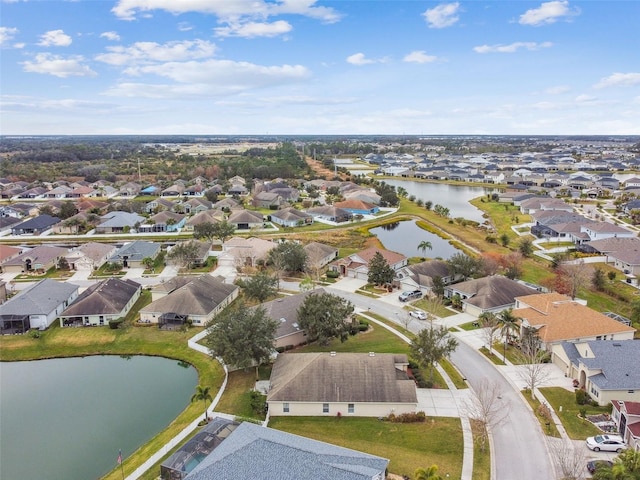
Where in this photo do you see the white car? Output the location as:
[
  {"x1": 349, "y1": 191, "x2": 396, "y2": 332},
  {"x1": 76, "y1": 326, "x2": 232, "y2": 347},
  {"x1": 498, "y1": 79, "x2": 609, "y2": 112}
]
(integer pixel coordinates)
[
  {"x1": 586, "y1": 434, "x2": 626, "y2": 452},
  {"x1": 409, "y1": 310, "x2": 428, "y2": 320}
]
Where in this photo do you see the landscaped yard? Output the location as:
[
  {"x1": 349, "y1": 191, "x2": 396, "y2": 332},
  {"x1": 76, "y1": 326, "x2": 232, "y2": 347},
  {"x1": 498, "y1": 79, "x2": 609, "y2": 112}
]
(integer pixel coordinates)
[
  {"x1": 539, "y1": 387, "x2": 610, "y2": 440},
  {"x1": 269, "y1": 416, "x2": 464, "y2": 479}
]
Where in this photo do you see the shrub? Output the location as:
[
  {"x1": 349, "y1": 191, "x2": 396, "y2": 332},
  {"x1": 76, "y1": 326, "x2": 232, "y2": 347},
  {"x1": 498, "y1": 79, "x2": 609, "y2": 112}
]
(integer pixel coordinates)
[
  {"x1": 387, "y1": 411, "x2": 427, "y2": 423},
  {"x1": 29, "y1": 329, "x2": 41, "y2": 339},
  {"x1": 109, "y1": 318, "x2": 124, "y2": 330},
  {"x1": 579, "y1": 408, "x2": 587, "y2": 418},
  {"x1": 575, "y1": 389, "x2": 587, "y2": 405},
  {"x1": 326, "y1": 270, "x2": 340, "y2": 279}
]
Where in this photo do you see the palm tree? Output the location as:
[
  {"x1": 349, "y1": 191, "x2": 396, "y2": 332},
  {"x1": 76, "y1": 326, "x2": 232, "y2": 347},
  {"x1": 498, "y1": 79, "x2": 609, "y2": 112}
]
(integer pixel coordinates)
[
  {"x1": 418, "y1": 240, "x2": 433, "y2": 256},
  {"x1": 497, "y1": 309, "x2": 519, "y2": 360},
  {"x1": 414, "y1": 464, "x2": 443, "y2": 480},
  {"x1": 191, "y1": 385, "x2": 213, "y2": 423}
]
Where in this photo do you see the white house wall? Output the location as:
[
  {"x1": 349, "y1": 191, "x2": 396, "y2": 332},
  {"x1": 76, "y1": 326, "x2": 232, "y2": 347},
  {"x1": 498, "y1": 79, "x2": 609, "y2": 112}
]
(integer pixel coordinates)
[{"x1": 268, "y1": 401, "x2": 417, "y2": 417}]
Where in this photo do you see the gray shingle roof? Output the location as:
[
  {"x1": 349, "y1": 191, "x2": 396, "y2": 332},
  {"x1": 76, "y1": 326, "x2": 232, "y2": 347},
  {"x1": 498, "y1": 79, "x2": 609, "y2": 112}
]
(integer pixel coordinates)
[
  {"x1": 185, "y1": 421, "x2": 388, "y2": 480},
  {"x1": 141, "y1": 275, "x2": 238, "y2": 316},
  {"x1": 60, "y1": 278, "x2": 140, "y2": 316},
  {"x1": 0, "y1": 279, "x2": 78, "y2": 316},
  {"x1": 448, "y1": 275, "x2": 537, "y2": 310},
  {"x1": 561, "y1": 340, "x2": 640, "y2": 391},
  {"x1": 260, "y1": 288, "x2": 326, "y2": 340},
  {"x1": 110, "y1": 241, "x2": 160, "y2": 262}
]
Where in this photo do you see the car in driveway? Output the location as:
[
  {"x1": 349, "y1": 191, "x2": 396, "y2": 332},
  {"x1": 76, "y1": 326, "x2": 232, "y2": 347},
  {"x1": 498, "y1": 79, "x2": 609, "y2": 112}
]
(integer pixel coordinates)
[
  {"x1": 399, "y1": 290, "x2": 422, "y2": 302},
  {"x1": 586, "y1": 434, "x2": 626, "y2": 452},
  {"x1": 586, "y1": 460, "x2": 613, "y2": 474},
  {"x1": 409, "y1": 310, "x2": 428, "y2": 320}
]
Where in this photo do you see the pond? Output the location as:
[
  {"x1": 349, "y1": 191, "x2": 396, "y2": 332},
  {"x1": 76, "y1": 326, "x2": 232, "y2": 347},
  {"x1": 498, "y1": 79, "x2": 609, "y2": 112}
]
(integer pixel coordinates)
[
  {"x1": 0, "y1": 355, "x2": 198, "y2": 480},
  {"x1": 370, "y1": 220, "x2": 462, "y2": 260},
  {"x1": 382, "y1": 179, "x2": 496, "y2": 224}
]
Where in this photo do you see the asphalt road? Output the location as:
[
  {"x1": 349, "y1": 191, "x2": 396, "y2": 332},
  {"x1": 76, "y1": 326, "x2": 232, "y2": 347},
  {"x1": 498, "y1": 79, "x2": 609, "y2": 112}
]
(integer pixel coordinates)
[{"x1": 327, "y1": 286, "x2": 556, "y2": 480}]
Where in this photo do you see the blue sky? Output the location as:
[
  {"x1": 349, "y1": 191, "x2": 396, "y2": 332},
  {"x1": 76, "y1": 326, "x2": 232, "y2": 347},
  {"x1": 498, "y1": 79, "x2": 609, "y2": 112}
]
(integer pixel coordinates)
[{"x1": 1, "y1": 0, "x2": 639, "y2": 135}]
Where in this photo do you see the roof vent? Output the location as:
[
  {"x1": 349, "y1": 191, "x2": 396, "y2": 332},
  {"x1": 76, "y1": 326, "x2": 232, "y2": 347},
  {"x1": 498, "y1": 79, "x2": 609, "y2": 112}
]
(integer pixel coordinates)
[
  {"x1": 369, "y1": 352, "x2": 375, "y2": 357},
  {"x1": 613, "y1": 343, "x2": 622, "y2": 347},
  {"x1": 280, "y1": 318, "x2": 286, "y2": 323},
  {"x1": 330, "y1": 351, "x2": 336, "y2": 357}
]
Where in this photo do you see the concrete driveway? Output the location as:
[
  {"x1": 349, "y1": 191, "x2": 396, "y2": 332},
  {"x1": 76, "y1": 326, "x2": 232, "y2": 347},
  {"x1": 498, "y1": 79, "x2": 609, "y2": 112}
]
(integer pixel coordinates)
[
  {"x1": 330, "y1": 277, "x2": 367, "y2": 292},
  {"x1": 416, "y1": 388, "x2": 472, "y2": 418}
]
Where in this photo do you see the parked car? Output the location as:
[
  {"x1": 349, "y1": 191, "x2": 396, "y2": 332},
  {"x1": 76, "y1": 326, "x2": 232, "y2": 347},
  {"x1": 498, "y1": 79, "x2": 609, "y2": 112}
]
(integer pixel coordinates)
[
  {"x1": 409, "y1": 310, "x2": 427, "y2": 320},
  {"x1": 586, "y1": 460, "x2": 613, "y2": 474},
  {"x1": 399, "y1": 290, "x2": 422, "y2": 302},
  {"x1": 586, "y1": 434, "x2": 626, "y2": 452}
]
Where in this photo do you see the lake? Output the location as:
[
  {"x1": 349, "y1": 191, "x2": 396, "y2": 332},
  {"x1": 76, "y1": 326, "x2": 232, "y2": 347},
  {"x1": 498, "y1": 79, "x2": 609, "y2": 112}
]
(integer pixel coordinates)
[
  {"x1": 0, "y1": 355, "x2": 198, "y2": 480},
  {"x1": 381, "y1": 179, "x2": 496, "y2": 224},
  {"x1": 370, "y1": 220, "x2": 462, "y2": 260}
]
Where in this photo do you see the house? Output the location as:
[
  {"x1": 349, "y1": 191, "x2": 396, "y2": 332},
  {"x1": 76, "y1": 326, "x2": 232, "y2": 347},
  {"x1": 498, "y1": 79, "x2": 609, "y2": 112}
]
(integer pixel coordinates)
[
  {"x1": 11, "y1": 214, "x2": 60, "y2": 236},
  {"x1": 139, "y1": 211, "x2": 186, "y2": 233},
  {"x1": 213, "y1": 197, "x2": 241, "y2": 211},
  {"x1": 551, "y1": 340, "x2": 640, "y2": 406},
  {"x1": 227, "y1": 210, "x2": 263, "y2": 230},
  {"x1": 139, "y1": 275, "x2": 238, "y2": 327},
  {"x1": 1, "y1": 245, "x2": 67, "y2": 274},
  {"x1": 443, "y1": 275, "x2": 539, "y2": 316},
  {"x1": 269, "y1": 207, "x2": 313, "y2": 227},
  {"x1": 579, "y1": 222, "x2": 635, "y2": 243},
  {"x1": 305, "y1": 205, "x2": 353, "y2": 223},
  {"x1": 0, "y1": 279, "x2": 79, "y2": 333},
  {"x1": 611, "y1": 401, "x2": 640, "y2": 451},
  {"x1": 0, "y1": 245, "x2": 23, "y2": 270},
  {"x1": 330, "y1": 247, "x2": 408, "y2": 280},
  {"x1": 0, "y1": 281, "x2": 6, "y2": 304},
  {"x1": 513, "y1": 293, "x2": 636, "y2": 349},
  {"x1": 334, "y1": 199, "x2": 379, "y2": 215},
  {"x1": 146, "y1": 197, "x2": 178, "y2": 213},
  {"x1": 183, "y1": 209, "x2": 225, "y2": 232},
  {"x1": 149, "y1": 275, "x2": 193, "y2": 301},
  {"x1": 161, "y1": 184, "x2": 185, "y2": 197},
  {"x1": 168, "y1": 240, "x2": 210, "y2": 267},
  {"x1": 218, "y1": 237, "x2": 276, "y2": 268},
  {"x1": 183, "y1": 420, "x2": 388, "y2": 480},
  {"x1": 396, "y1": 259, "x2": 460, "y2": 293},
  {"x1": 64, "y1": 242, "x2": 117, "y2": 271},
  {"x1": 261, "y1": 289, "x2": 327, "y2": 349},
  {"x1": 118, "y1": 182, "x2": 142, "y2": 197},
  {"x1": 0, "y1": 216, "x2": 21, "y2": 233},
  {"x1": 267, "y1": 352, "x2": 418, "y2": 417},
  {"x1": 228, "y1": 184, "x2": 248, "y2": 196},
  {"x1": 581, "y1": 237, "x2": 640, "y2": 280},
  {"x1": 95, "y1": 211, "x2": 145, "y2": 234},
  {"x1": 304, "y1": 242, "x2": 339, "y2": 271},
  {"x1": 58, "y1": 278, "x2": 141, "y2": 327},
  {"x1": 182, "y1": 198, "x2": 213, "y2": 214},
  {"x1": 109, "y1": 241, "x2": 161, "y2": 268},
  {"x1": 252, "y1": 191, "x2": 285, "y2": 209}
]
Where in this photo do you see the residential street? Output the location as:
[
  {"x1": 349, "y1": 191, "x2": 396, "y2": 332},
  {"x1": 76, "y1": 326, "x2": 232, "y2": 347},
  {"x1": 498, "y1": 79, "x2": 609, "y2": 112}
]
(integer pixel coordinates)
[{"x1": 326, "y1": 283, "x2": 557, "y2": 480}]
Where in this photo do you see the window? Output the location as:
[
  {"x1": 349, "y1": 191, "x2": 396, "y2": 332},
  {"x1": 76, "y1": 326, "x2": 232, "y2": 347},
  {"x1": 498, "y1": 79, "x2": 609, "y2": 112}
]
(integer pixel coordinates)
[
  {"x1": 283, "y1": 403, "x2": 289, "y2": 413},
  {"x1": 348, "y1": 403, "x2": 354, "y2": 414},
  {"x1": 322, "y1": 403, "x2": 329, "y2": 414}
]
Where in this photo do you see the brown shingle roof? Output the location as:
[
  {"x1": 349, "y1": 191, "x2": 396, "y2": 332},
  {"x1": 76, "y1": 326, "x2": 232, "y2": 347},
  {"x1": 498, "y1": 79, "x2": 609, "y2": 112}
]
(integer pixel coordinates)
[
  {"x1": 267, "y1": 352, "x2": 417, "y2": 404},
  {"x1": 514, "y1": 293, "x2": 636, "y2": 343}
]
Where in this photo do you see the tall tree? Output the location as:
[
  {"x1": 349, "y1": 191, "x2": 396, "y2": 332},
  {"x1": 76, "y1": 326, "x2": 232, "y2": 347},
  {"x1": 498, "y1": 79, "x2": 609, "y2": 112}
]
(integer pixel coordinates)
[
  {"x1": 414, "y1": 465, "x2": 443, "y2": 480},
  {"x1": 194, "y1": 220, "x2": 236, "y2": 244},
  {"x1": 297, "y1": 292, "x2": 354, "y2": 346},
  {"x1": 497, "y1": 309, "x2": 519, "y2": 361},
  {"x1": 268, "y1": 241, "x2": 307, "y2": 273},
  {"x1": 593, "y1": 448, "x2": 640, "y2": 480},
  {"x1": 516, "y1": 327, "x2": 551, "y2": 399},
  {"x1": 557, "y1": 261, "x2": 592, "y2": 299},
  {"x1": 191, "y1": 385, "x2": 213, "y2": 423},
  {"x1": 167, "y1": 240, "x2": 202, "y2": 269},
  {"x1": 206, "y1": 302, "x2": 278, "y2": 378},
  {"x1": 367, "y1": 251, "x2": 395, "y2": 286},
  {"x1": 410, "y1": 325, "x2": 458, "y2": 382},
  {"x1": 238, "y1": 271, "x2": 278, "y2": 303},
  {"x1": 478, "y1": 312, "x2": 500, "y2": 355},
  {"x1": 418, "y1": 240, "x2": 433, "y2": 256},
  {"x1": 518, "y1": 238, "x2": 534, "y2": 258},
  {"x1": 447, "y1": 253, "x2": 482, "y2": 280},
  {"x1": 463, "y1": 379, "x2": 510, "y2": 453}
]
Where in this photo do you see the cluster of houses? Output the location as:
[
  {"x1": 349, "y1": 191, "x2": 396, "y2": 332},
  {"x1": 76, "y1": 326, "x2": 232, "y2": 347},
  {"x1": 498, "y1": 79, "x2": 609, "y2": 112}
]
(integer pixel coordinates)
[{"x1": 0, "y1": 176, "x2": 391, "y2": 238}]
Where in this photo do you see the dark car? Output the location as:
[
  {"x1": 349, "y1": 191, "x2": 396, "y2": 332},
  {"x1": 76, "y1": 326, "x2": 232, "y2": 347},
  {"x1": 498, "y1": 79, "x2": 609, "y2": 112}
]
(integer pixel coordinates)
[
  {"x1": 587, "y1": 460, "x2": 613, "y2": 474},
  {"x1": 399, "y1": 290, "x2": 423, "y2": 302}
]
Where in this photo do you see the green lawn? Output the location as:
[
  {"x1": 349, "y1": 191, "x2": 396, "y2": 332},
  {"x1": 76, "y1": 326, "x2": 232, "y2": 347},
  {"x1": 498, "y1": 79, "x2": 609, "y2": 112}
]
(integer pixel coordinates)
[
  {"x1": 479, "y1": 347, "x2": 505, "y2": 366},
  {"x1": 471, "y1": 419, "x2": 491, "y2": 480},
  {"x1": 521, "y1": 391, "x2": 561, "y2": 438},
  {"x1": 440, "y1": 357, "x2": 468, "y2": 389},
  {"x1": 539, "y1": 387, "x2": 610, "y2": 440},
  {"x1": 269, "y1": 416, "x2": 463, "y2": 479}
]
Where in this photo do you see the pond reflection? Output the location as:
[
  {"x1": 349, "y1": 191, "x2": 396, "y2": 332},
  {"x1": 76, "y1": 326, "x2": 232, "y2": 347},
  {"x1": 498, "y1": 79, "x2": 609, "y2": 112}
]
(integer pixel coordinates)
[{"x1": 371, "y1": 220, "x2": 462, "y2": 259}]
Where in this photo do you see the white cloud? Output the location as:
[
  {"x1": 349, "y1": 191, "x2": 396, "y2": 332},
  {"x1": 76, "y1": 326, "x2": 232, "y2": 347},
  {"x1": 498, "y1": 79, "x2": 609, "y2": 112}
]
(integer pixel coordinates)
[
  {"x1": 95, "y1": 39, "x2": 216, "y2": 66},
  {"x1": 519, "y1": 1, "x2": 580, "y2": 26},
  {"x1": 103, "y1": 59, "x2": 310, "y2": 98},
  {"x1": 423, "y1": 3, "x2": 460, "y2": 29},
  {"x1": 575, "y1": 94, "x2": 597, "y2": 103},
  {"x1": 0, "y1": 27, "x2": 19, "y2": 47},
  {"x1": 22, "y1": 53, "x2": 96, "y2": 78},
  {"x1": 38, "y1": 29, "x2": 73, "y2": 47},
  {"x1": 214, "y1": 20, "x2": 293, "y2": 38},
  {"x1": 111, "y1": 0, "x2": 342, "y2": 23},
  {"x1": 594, "y1": 72, "x2": 640, "y2": 89},
  {"x1": 346, "y1": 52, "x2": 389, "y2": 66},
  {"x1": 473, "y1": 41, "x2": 552, "y2": 53},
  {"x1": 544, "y1": 85, "x2": 571, "y2": 94},
  {"x1": 403, "y1": 51, "x2": 437, "y2": 64},
  {"x1": 177, "y1": 22, "x2": 193, "y2": 32},
  {"x1": 100, "y1": 31, "x2": 121, "y2": 41}
]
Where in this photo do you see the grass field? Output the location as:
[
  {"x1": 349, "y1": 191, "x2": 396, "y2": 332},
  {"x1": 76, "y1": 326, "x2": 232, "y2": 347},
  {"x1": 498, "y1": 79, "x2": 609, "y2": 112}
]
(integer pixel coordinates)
[
  {"x1": 269, "y1": 416, "x2": 464, "y2": 479},
  {"x1": 539, "y1": 387, "x2": 610, "y2": 440}
]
